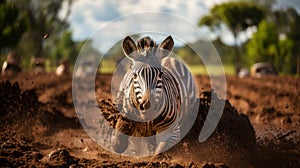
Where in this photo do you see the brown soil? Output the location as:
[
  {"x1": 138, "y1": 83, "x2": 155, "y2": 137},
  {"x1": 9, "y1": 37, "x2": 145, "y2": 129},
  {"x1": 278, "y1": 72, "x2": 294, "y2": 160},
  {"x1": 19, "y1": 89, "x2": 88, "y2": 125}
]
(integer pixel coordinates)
[{"x1": 0, "y1": 72, "x2": 299, "y2": 167}]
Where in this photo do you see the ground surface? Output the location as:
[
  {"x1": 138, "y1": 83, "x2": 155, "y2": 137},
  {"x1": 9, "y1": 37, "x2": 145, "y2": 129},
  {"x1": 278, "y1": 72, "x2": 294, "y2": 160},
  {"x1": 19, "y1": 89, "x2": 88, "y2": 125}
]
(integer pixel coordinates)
[{"x1": 0, "y1": 72, "x2": 299, "y2": 167}]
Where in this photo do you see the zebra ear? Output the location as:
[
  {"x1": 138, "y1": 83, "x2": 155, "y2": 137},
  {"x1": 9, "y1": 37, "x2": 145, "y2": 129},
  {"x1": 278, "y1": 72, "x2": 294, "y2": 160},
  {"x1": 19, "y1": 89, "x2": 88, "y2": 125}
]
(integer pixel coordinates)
[
  {"x1": 158, "y1": 36, "x2": 174, "y2": 60},
  {"x1": 122, "y1": 36, "x2": 138, "y2": 60}
]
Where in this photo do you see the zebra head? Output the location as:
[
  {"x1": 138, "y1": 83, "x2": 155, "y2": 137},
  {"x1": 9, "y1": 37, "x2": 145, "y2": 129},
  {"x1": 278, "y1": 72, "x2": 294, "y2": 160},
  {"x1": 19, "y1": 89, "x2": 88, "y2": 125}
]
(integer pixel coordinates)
[{"x1": 122, "y1": 36, "x2": 174, "y2": 115}]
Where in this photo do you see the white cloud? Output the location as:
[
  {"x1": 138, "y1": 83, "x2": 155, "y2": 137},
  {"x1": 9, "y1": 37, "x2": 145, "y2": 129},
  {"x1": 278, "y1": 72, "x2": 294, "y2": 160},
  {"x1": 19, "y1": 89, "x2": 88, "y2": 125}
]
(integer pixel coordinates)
[
  {"x1": 65, "y1": 0, "x2": 220, "y2": 43},
  {"x1": 274, "y1": 0, "x2": 300, "y2": 13},
  {"x1": 64, "y1": 0, "x2": 273, "y2": 52},
  {"x1": 219, "y1": 26, "x2": 257, "y2": 46},
  {"x1": 88, "y1": 13, "x2": 212, "y2": 53}
]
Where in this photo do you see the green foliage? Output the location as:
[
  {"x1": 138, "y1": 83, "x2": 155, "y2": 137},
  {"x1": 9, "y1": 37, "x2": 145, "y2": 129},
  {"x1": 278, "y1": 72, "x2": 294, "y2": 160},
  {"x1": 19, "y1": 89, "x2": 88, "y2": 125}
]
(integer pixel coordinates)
[
  {"x1": 246, "y1": 20, "x2": 279, "y2": 65},
  {"x1": 11, "y1": 0, "x2": 71, "y2": 68},
  {"x1": 76, "y1": 40, "x2": 102, "y2": 62},
  {"x1": 245, "y1": 0, "x2": 276, "y2": 14},
  {"x1": 47, "y1": 30, "x2": 78, "y2": 67},
  {"x1": 199, "y1": 1, "x2": 265, "y2": 73},
  {"x1": 277, "y1": 38, "x2": 294, "y2": 73},
  {"x1": 0, "y1": 0, "x2": 26, "y2": 51},
  {"x1": 212, "y1": 38, "x2": 235, "y2": 65},
  {"x1": 104, "y1": 39, "x2": 124, "y2": 63},
  {"x1": 174, "y1": 45, "x2": 201, "y2": 65},
  {"x1": 246, "y1": 19, "x2": 297, "y2": 74},
  {"x1": 104, "y1": 34, "x2": 141, "y2": 63},
  {"x1": 199, "y1": 1, "x2": 264, "y2": 36},
  {"x1": 284, "y1": 8, "x2": 300, "y2": 74},
  {"x1": 246, "y1": 7, "x2": 300, "y2": 74}
]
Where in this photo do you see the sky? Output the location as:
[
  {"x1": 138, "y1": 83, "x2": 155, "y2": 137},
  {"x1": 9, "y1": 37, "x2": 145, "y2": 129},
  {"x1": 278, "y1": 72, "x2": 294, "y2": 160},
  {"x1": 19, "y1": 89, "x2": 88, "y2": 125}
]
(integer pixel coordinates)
[{"x1": 59, "y1": 0, "x2": 300, "y2": 53}]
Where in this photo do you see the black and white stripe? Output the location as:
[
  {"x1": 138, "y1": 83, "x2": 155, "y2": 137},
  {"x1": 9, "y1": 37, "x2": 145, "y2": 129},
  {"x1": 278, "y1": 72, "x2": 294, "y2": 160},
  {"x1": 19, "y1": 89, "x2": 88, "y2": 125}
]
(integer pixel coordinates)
[{"x1": 114, "y1": 36, "x2": 198, "y2": 155}]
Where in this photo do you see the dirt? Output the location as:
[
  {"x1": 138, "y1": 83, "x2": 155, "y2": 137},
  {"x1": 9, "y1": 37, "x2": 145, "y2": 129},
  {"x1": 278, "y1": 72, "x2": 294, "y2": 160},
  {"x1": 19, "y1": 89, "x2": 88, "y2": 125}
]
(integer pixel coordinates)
[{"x1": 0, "y1": 72, "x2": 299, "y2": 167}]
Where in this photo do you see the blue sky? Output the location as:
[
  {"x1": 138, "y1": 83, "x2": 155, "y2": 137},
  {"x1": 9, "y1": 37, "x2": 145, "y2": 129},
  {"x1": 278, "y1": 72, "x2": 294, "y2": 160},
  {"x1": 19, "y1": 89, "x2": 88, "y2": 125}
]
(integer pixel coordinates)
[{"x1": 59, "y1": 0, "x2": 300, "y2": 53}]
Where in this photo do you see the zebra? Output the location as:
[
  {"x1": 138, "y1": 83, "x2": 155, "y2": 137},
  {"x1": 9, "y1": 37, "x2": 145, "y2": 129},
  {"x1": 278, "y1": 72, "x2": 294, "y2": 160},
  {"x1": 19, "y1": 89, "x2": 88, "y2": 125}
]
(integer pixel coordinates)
[{"x1": 112, "y1": 35, "x2": 198, "y2": 156}]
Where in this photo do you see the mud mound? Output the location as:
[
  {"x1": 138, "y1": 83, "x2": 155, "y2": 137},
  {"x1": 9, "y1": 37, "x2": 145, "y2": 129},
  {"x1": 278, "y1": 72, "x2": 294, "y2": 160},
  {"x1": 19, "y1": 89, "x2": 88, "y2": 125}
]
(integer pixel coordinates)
[
  {"x1": 46, "y1": 147, "x2": 76, "y2": 167},
  {"x1": 0, "y1": 81, "x2": 39, "y2": 127},
  {"x1": 174, "y1": 91, "x2": 256, "y2": 166},
  {"x1": 0, "y1": 132, "x2": 44, "y2": 167},
  {"x1": 186, "y1": 91, "x2": 255, "y2": 145},
  {"x1": 98, "y1": 90, "x2": 256, "y2": 167},
  {"x1": 0, "y1": 80, "x2": 80, "y2": 135},
  {"x1": 99, "y1": 91, "x2": 255, "y2": 146}
]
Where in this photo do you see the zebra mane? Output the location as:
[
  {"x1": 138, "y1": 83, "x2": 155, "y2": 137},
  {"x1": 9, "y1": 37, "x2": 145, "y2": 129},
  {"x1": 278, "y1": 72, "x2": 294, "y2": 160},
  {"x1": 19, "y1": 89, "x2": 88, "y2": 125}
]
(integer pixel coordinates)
[{"x1": 136, "y1": 36, "x2": 158, "y2": 56}]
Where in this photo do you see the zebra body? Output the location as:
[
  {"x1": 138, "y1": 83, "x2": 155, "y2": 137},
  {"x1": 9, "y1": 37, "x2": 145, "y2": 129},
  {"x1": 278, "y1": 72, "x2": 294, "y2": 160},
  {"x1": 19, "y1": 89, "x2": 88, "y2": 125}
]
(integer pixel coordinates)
[{"x1": 114, "y1": 36, "x2": 198, "y2": 155}]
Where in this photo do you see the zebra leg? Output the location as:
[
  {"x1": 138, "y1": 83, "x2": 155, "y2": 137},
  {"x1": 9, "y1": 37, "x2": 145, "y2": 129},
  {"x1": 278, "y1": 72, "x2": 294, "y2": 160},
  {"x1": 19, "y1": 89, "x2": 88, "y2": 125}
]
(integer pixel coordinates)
[
  {"x1": 145, "y1": 133, "x2": 157, "y2": 155},
  {"x1": 154, "y1": 141, "x2": 167, "y2": 156},
  {"x1": 149, "y1": 141, "x2": 168, "y2": 163},
  {"x1": 111, "y1": 118, "x2": 129, "y2": 154},
  {"x1": 112, "y1": 131, "x2": 128, "y2": 154},
  {"x1": 153, "y1": 125, "x2": 181, "y2": 157}
]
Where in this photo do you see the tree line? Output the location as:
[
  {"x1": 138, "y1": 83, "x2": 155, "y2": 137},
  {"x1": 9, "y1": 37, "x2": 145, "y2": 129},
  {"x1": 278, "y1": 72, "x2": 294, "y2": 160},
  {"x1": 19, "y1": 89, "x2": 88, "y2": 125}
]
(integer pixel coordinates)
[
  {"x1": 1, "y1": 0, "x2": 299, "y2": 75},
  {"x1": 199, "y1": 0, "x2": 300, "y2": 75},
  {"x1": 0, "y1": 0, "x2": 96, "y2": 70}
]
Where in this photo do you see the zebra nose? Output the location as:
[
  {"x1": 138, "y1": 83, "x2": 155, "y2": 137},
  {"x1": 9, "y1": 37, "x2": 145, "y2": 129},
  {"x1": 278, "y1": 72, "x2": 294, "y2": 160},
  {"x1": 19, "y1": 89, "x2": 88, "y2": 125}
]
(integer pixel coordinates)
[{"x1": 140, "y1": 100, "x2": 151, "y2": 111}]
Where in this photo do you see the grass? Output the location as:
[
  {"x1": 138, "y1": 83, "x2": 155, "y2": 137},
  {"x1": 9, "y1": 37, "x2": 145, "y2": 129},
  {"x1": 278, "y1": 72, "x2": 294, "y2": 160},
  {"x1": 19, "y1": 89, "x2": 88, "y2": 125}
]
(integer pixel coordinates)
[
  {"x1": 188, "y1": 64, "x2": 235, "y2": 76},
  {"x1": 99, "y1": 59, "x2": 235, "y2": 76},
  {"x1": 99, "y1": 59, "x2": 117, "y2": 74}
]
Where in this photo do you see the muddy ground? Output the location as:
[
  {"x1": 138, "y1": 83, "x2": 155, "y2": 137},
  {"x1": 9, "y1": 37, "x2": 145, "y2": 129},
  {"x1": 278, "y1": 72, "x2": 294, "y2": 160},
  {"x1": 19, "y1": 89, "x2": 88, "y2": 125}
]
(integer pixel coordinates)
[{"x1": 0, "y1": 72, "x2": 299, "y2": 167}]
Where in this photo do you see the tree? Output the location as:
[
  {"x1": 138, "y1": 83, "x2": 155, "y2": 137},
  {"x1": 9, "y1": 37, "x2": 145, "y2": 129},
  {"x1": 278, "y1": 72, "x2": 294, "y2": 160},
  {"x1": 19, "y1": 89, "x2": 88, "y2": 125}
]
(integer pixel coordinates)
[
  {"x1": 104, "y1": 34, "x2": 141, "y2": 63},
  {"x1": 273, "y1": 8, "x2": 300, "y2": 74},
  {"x1": 246, "y1": 20, "x2": 279, "y2": 65},
  {"x1": 0, "y1": 0, "x2": 26, "y2": 52},
  {"x1": 47, "y1": 30, "x2": 78, "y2": 68},
  {"x1": 199, "y1": 1, "x2": 264, "y2": 73},
  {"x1": 246, "y1": 19, "x2": 296, "y2": 74},
  {"x1": 247, "y1": 7, "x2": 300, "y2": 74},
  {"x1": 277, "y1": 37, "x2": 294, "y2": 73},
  {"x1": 212, "y1": 37, "x2": 235, "y2": 65},
  {"x1": 284, "y1": 8, "x2": 300, "y2": 74},
  {"x1": 11, "y1": 0, "x2": 72, "y2": 68},
  {"x1": 246, "y1": 0, "x2": 275, "y2": 13},
  {"x1": 174, "y1": 44, "x2": 201, "y2": 65}
]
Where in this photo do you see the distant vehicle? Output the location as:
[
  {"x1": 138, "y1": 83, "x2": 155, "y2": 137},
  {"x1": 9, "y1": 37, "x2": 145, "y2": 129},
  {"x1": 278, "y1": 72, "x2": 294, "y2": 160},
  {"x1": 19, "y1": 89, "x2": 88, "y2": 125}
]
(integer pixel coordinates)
[
  {"x1": 250, "y1": 62, "x2": 278, "y2": 77},
  {"x1": 238, "y1": 68, "x2": 250, "y2": 78}
]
